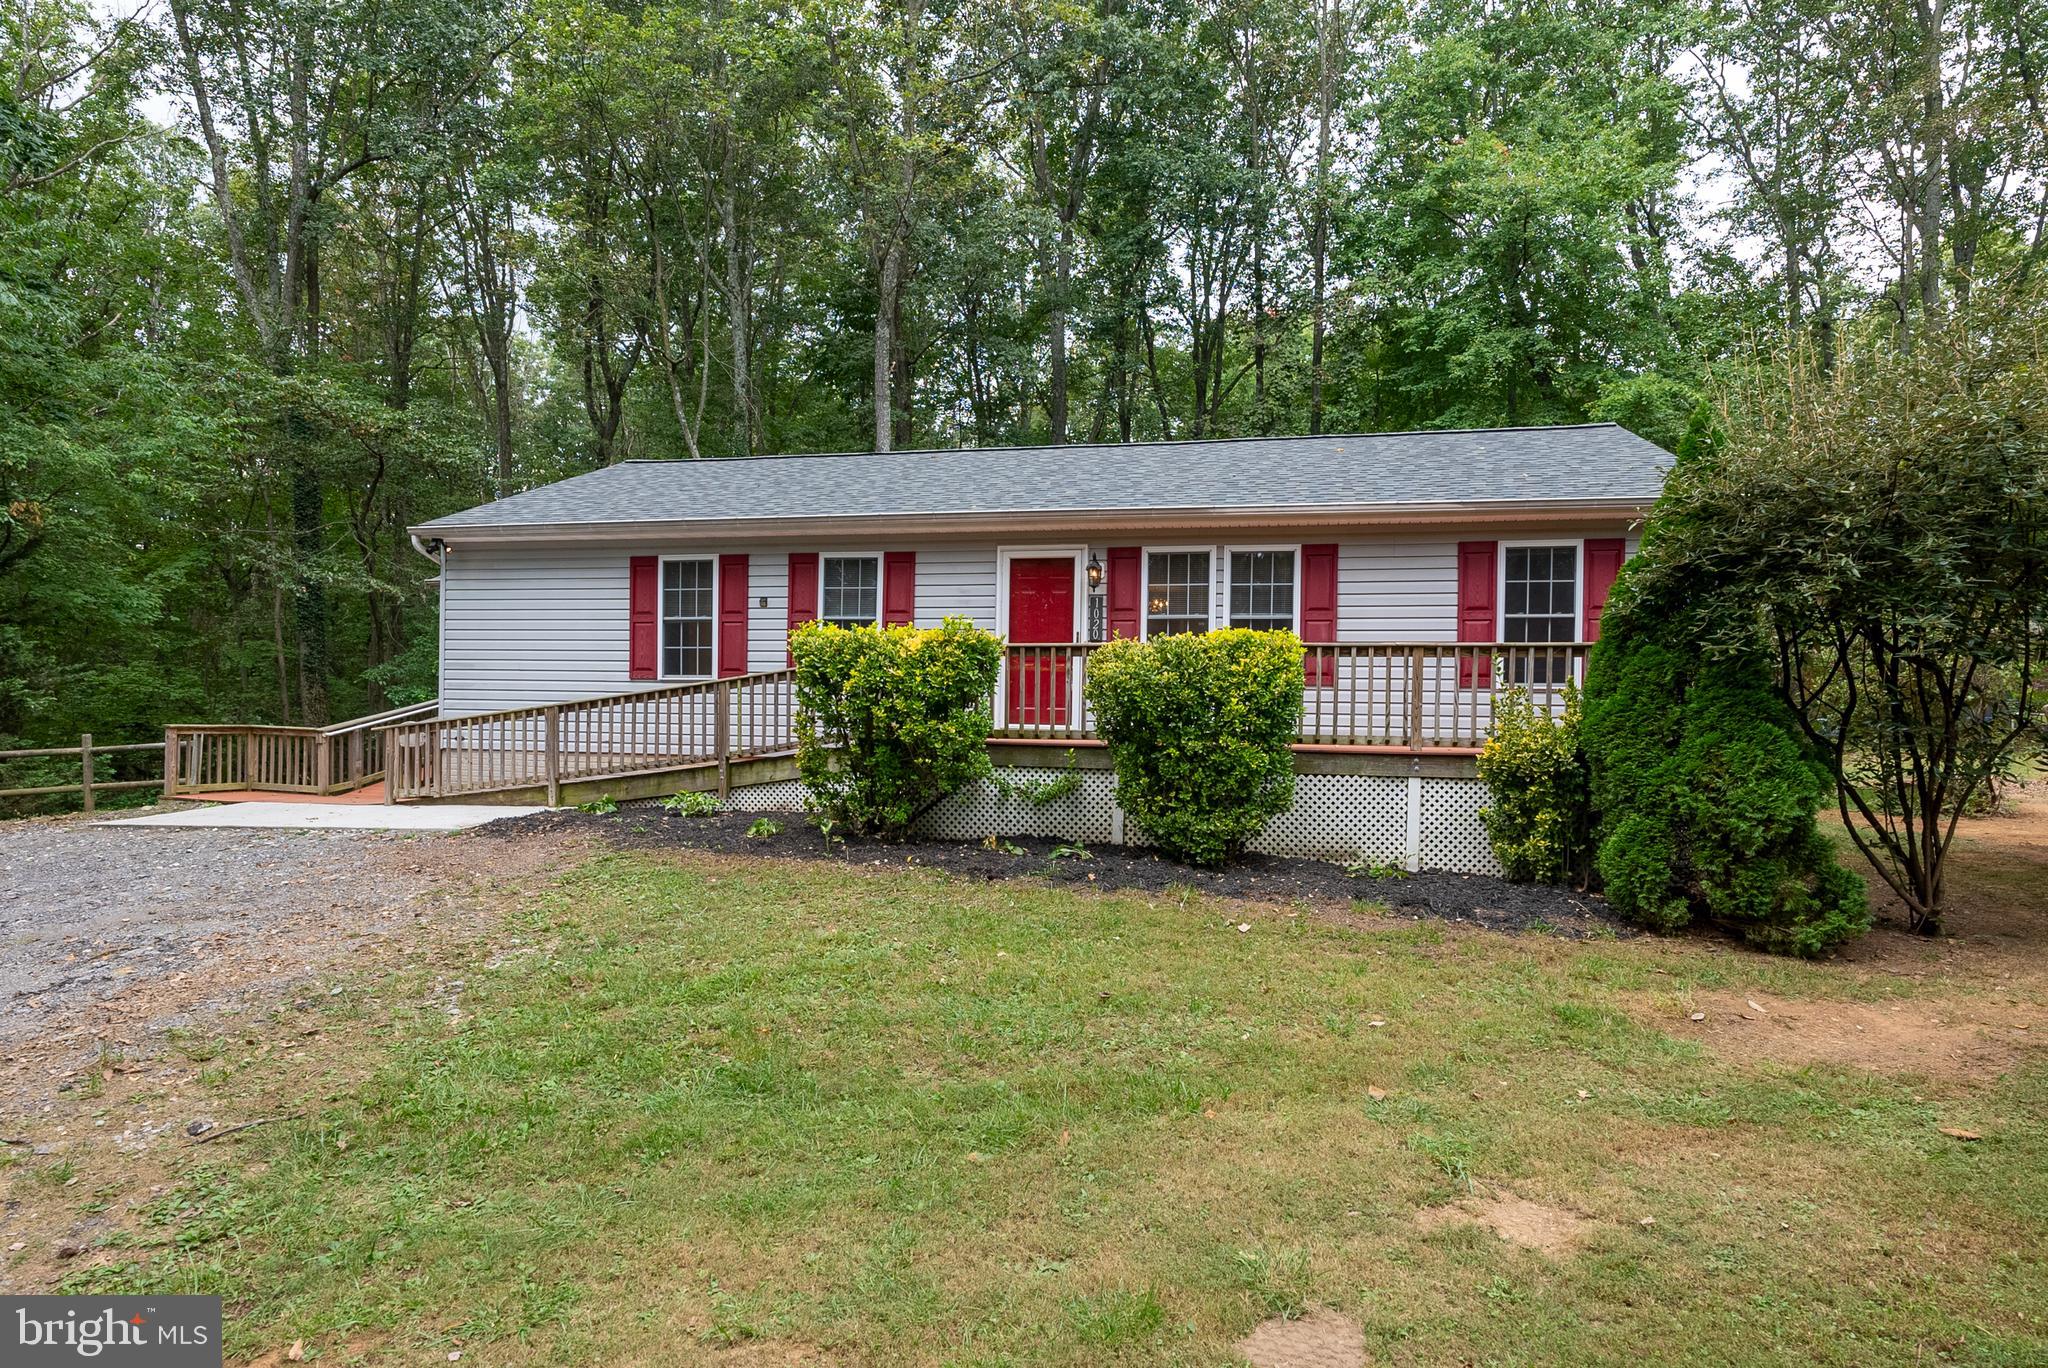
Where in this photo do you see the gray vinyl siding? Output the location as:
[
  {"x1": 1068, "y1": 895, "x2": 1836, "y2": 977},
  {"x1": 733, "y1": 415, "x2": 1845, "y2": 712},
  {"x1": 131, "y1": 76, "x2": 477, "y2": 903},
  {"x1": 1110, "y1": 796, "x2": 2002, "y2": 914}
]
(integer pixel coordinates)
[
  {"x1": 437, "y1": 529, "x2": 1639, "y2": 716},
  {"x1": 1337, "y1": 539, "x2": 1459, "y2": 643},
  {"x1": 914, "y1": 545, "x2": 998, "y2": 629}
]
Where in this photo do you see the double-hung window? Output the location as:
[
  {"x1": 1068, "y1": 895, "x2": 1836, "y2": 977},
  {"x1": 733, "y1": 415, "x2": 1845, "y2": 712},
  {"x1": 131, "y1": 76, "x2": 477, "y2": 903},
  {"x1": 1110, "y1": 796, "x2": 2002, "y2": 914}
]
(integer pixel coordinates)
[
  {"x1": 1228, "y1": 550, "x2": 1296, "y2": 631},
  {"x1": 821, "y1": 554, "x2": 881, "y2": 629},
  {"x1": 661, "y1": 558, "x2": 715, "y2": 678},
  {"x1": 1145, "y1": 551, "x2": 1211, "y2": 636},
  {"x1": 1502, "y1": 544, "x2": 1578, "y2": 684}
]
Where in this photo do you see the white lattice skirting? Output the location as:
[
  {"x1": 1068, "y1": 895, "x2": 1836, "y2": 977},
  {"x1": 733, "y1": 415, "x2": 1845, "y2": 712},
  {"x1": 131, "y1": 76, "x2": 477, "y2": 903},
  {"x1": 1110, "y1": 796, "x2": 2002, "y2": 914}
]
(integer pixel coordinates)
[{"x1": 722, "y1": 767, "x2": 1501, "y2": 876}]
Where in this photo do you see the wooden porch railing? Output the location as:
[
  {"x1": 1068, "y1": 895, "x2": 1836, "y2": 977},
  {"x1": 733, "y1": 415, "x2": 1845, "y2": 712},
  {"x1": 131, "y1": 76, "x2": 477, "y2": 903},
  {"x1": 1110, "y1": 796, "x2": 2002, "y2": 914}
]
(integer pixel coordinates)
[
  {"x1": 382, "y1": 671, "x2": 797, "y2": 804},
  {"x1": 996, "y1": 641, "x2": 1588, "y2": 747},
  {"x1": 383, "y1": 643, "x2": 1588, "y2": 803},
  {"x1": 163, "y1": 699, "x2": 440, "y2": 798}
]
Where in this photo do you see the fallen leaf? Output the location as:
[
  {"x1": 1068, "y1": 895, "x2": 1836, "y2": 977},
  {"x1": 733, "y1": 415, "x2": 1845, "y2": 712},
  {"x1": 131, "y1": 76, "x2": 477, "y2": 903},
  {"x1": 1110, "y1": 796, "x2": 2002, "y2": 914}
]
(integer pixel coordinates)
[
  {"x1": 1747, "y1": 1000, "x2": 1767, "y2": 1015},
  {"x1": 1236, "y1": 923, "x2": 1251, "y2": 933},
  {"x1": 286, "y1": 1341, "x2": 305, "y2": 1363},
  {"x1": 1639, "y1": 1216, "x2": 1656, "y2": 1227},
  {"x1": 1939, "y1": 1127, "x2": 1982, "y2": 1141},
  {"x1": 1688, "y1": 1012, "x2": 1706, "y2": 1022},
  {"x1": 1366, "y1": 1086, "x2": 1387, "y2": 1101},
  {"x1": 1576, "y1": 1089, "x2": 1590, "y2": 1100}
]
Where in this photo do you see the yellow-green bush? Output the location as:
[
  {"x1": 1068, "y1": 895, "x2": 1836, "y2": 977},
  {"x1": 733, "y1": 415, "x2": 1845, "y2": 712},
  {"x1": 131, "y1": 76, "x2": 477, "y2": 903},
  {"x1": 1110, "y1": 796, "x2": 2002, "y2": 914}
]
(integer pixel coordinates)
[
  {"x1": 1475, "y1": 686, "x2": 1587, "y2": 884},
  {"x1": 1084, "y1": 629, "x2": 1303, "y2": 866},
  {"x1": 791, "y1": 618, "x2": 1003, "y2": 839}
]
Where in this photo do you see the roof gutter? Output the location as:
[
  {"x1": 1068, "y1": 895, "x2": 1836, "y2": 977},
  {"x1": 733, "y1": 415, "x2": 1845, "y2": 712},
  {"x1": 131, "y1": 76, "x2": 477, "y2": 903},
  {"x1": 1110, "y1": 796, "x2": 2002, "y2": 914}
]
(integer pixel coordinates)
[{"x1": 410, "y1": 497, "x2": 1655, "y2": 547}]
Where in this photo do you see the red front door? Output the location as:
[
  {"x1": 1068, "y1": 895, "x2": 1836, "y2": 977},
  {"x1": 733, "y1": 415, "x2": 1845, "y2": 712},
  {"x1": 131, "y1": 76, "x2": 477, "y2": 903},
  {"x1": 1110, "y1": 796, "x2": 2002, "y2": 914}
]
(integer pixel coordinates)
[{"x1": 1006, "y1": 557, "x2": 1076, "y2": 727}]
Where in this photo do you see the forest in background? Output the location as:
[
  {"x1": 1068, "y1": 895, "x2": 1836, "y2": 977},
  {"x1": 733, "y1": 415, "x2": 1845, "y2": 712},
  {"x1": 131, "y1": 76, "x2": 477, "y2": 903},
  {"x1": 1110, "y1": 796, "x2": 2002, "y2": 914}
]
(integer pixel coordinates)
[{"x1": 3, "y1": 0, "x2": 2045, "y2": 754}]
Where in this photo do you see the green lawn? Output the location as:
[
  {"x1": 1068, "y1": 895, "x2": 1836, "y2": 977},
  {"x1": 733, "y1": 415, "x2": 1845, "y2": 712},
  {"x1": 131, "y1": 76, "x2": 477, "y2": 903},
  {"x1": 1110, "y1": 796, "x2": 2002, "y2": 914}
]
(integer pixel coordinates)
[{"x1": 43, "y1": 852, "x2": 2048, "y2": 1365}]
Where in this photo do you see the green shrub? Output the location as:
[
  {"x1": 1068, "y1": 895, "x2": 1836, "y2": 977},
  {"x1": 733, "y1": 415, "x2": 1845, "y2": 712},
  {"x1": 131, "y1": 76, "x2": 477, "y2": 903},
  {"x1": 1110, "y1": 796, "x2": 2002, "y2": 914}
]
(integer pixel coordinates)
[
  {"x1": 1580, "y1": 587, "x2": 1868, "y2": 957},
  {"x1": 1084, "y1": 629, "x2": 1303, "y2": 866},
  {"x1": 660, "y1": 789, "x2": 721, "y2": 816},
  {"x1": 790, "y1": 617, "x2": 1004, "y2": 839},
  {"x1": 1476, "y1": 685, "x2": 1588, "y2": 884}
]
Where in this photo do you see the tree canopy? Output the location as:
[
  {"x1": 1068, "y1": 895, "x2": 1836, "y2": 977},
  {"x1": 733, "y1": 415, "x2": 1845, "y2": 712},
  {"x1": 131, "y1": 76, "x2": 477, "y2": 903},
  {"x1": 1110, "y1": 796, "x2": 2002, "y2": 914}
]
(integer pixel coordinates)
[{"x1": 4, "y1": 0, "x2": 2045, "y2": 764}]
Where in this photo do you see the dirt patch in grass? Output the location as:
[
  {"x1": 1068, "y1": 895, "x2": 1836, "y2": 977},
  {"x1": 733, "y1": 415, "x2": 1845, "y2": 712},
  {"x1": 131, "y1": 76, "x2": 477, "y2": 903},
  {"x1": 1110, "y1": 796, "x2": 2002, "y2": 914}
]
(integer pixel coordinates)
[
  {"x1": 480, "y1": 806, "x2": 1628, "y2": 938},
  {"x1": 1415, "y1": 1190, "x2": 1595, "y2": 1257},
  {"x1": 1834, "y1": 784, "x2": 2048, "y2": 985},
  {"x1": 1236, "y1": 1305, "x2": 1367, "y2": 1368},
  {"x1": 1644, "y1": 989, "x2": 2044, "y2": 1086}
]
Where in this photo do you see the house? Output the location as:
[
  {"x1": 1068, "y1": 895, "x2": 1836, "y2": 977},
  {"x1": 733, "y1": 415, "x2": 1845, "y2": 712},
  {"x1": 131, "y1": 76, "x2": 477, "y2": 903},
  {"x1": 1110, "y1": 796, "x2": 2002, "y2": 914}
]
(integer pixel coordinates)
[{"x1": 394, "y1": 424, "x2": 1669, "y2": 871}]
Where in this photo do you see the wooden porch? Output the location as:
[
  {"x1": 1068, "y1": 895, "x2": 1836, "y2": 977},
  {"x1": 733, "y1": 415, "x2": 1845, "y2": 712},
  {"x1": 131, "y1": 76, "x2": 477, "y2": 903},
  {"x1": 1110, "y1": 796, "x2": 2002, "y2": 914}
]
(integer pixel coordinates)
[
  {"x1": 163, "y1": 699, "x2": 440, "y2": 800},
  {"x1": 375, "y1": 642, "x2": 1586, "y2": 805}
]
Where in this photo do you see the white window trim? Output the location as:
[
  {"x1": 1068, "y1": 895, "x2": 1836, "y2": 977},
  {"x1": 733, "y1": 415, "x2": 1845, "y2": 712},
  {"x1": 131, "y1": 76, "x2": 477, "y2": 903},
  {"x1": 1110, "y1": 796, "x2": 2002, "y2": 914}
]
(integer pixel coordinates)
[
  {"x1": 1138, "y1": 544, "x2": 1219, "y2": 639},
  {"x1": 817, "y1": 551, "x2": 884, "y2": 629},
  {"x1": 1136, "y1": 543, "x2": 1307, "y2": 638},
  {"x1": 993, "y1": 545, "x2": 1086, "y2": 643},
  {"x1": 1223, "y1": 543, "x2": 1303, "y2": 633},
  {"x1": 657, "y1": 553, "x2": 720, "y2": 681},
  {"x1": 1497, "y1": 538, "x2": 1583, "y2": 645}
]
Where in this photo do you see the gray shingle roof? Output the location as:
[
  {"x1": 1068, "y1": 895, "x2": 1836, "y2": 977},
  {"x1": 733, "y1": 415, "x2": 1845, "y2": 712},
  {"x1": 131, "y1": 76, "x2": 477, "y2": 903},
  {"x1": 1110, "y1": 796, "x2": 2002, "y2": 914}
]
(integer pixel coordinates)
[{"x1": 416, "y1": 424, "x2": 1670, "y2": 534}]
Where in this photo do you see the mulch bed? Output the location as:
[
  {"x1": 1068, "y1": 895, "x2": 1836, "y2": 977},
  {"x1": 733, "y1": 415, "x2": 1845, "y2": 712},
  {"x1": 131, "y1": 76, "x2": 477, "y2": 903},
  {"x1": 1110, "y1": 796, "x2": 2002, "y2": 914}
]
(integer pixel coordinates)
[{"x1": 482, "y1": 806, "x2": 1631, "y2": 940}]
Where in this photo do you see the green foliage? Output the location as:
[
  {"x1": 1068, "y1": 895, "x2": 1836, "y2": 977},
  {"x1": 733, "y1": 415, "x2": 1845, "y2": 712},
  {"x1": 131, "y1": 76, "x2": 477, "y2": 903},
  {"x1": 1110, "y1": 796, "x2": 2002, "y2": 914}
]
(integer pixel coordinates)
[
  {"x1": 1590, "y1": 375, "x2": 1701, "y2": 454},
  {"x1": 1084, "y1": 630, "x2": 1303, "y2": 867},
  {"x1": 745, "y1": 817, "x2": 781, "y2": 840},
  {"x1": 659, "y1": 790, "x2": 721, "y2": 817},
  {"x1": 989, "y1": 751, "x2": 1082, "y2": 806},
  {"x1": 1476, "y1": 686, "x2": 1588, "y2": 885},
  {"x1": 578, "y1": 794, "x2": 619, "y2": 815},
  {"x1": 1581, "y1": 589, "x2": 1868, "y2": 957},
  {"x1": 790, "y1": 618, "x2": 1004, "y2": 839},
  {"x1": 1623, "y1": 295, "x2": 2048, "y2": 931}
]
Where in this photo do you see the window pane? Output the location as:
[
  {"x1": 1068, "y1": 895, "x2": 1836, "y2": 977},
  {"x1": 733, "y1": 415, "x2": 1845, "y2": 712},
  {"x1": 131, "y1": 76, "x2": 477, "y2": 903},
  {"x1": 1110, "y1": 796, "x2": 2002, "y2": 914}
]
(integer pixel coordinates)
[
  {"x1": 1146, "y1": 551, "x2": 1211, "y2": 636},
  {"x1": 660, "y1": 559, "x2": 715, "y2": 676},
  {"x1": 1227, "y1": 549, "x2": 1296, "y2": 631},
  {"x1": 1500, "y1": 544, "x2": 1577, "y2": 649},
  {"x1": 821, "y1": 556, "x2": 879, "y2": 628}
]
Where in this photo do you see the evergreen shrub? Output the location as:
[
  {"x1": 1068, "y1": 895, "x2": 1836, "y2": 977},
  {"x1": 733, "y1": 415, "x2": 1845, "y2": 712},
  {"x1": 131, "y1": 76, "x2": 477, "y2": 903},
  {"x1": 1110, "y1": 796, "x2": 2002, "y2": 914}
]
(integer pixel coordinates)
[
  {"x1": 1084, "y1": 629, "x2": 1303, "y2": 866},
  {"x1": 1475, "y1": 685, "x2": 1587, "y2": 884},
  {"x1": 1580, "y1": 590, "x2": 1868, "y2": 956},
  {"x1": 790, "y1": 617, "x2": 1003, "y2": 839}
]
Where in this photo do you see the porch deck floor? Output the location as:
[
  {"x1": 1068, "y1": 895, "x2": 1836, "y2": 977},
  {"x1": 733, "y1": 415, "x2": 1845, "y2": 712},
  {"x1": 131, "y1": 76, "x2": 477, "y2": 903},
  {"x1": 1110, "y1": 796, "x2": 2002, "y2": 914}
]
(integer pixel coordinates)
[{"x1": 188, "y1": 782, "x2": 388, "y2": 804}]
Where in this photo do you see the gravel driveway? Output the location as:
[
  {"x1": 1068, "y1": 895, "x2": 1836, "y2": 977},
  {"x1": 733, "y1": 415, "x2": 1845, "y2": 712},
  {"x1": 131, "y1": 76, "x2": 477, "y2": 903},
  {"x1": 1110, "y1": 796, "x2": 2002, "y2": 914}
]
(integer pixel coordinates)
[{"x1": 0, "y1": 816, "x2": 582, "y2": 1117}]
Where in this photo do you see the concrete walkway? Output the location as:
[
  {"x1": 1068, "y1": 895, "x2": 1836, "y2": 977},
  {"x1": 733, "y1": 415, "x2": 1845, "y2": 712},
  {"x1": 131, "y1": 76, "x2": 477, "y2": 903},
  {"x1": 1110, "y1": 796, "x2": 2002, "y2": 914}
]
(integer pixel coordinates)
[{"x1": 103, "y1": 801, "x2": 544, "y2": 831}]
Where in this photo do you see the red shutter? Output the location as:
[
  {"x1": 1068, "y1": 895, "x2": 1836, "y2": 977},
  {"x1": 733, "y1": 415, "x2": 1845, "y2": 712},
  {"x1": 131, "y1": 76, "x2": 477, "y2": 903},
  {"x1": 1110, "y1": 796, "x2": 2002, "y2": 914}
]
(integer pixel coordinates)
[
  {"x1": 1456, "y1": 540, "x2": 1497, "y2": 688},
  {"x1": 1583, "y1": 538, "x2": 1625, "y2": 642},
  {"x1": 1106, "y1": 546, "x2": 1141, "y2": 640},
  {"x1": 628, "y1": 555, "x2": 659, "y2": 680},
  {"x1": 718, "y1": 554, "x2": 748, "y2": 677},
  {"x1": 1300, "y1": 543, "x2": 1338, "y2": 687},
  {"x1": 883, "y1": 551, "x2": 916, "y2": 626},
  {"x1": 786, "y1": 552, "x2": 818, "y2": 664}
]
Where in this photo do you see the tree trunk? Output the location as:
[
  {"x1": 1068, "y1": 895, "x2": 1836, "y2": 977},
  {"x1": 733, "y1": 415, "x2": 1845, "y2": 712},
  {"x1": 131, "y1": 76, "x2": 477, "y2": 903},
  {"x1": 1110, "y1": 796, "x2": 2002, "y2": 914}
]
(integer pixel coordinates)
[{"x1": 874, "y1": 232, "x2": 903, "y2": 452}]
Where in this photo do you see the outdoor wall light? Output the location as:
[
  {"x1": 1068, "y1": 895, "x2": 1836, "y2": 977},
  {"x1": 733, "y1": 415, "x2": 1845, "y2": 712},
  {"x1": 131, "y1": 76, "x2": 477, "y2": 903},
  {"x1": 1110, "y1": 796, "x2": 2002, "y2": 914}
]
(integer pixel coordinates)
[{"x1": 1086, "y1": 554, "x2": 1104, "y2": 590}]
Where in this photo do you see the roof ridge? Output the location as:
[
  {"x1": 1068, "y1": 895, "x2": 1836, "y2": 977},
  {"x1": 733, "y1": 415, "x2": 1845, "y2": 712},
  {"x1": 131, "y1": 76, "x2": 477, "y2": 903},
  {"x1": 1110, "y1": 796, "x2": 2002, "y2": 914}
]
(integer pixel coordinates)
[{"x1": 610, "y1": 422, "x2": 1628, "y2": 466}]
